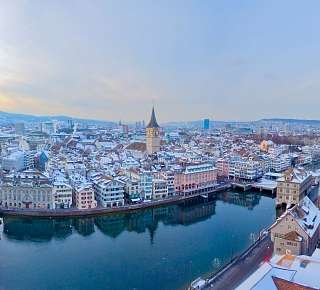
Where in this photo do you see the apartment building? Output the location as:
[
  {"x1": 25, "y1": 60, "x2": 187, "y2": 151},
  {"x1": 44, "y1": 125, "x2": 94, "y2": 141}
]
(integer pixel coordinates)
[
  {"x1": 229, "y1": 158, "x2": 263, "y2": 181},
  {"x1": 74, "y1": 183, "x2": 97, "y2": 210},
  {"x1": 174, "y1": 163, "x2": 217, "y2": 196},
  {"x1": 269, "y1": 154, "x2": 292, "y2": 173},
  {"x1": 216, "y1": 158, "x2": 229, "y2": 177},
  {"x1": 139, "y1": 171, "x2": 153, "y2": 200},
  {"x1": 92, "y1": 177, "x2": 125, "y2": 208},
  {"x1": 124, "y1": 178, "x2": 140, "y2": 202},
  {"x1": 159, "y1": 171, "x2": 175, "y2": 196},
  {"x1": 53, "y1": 181, "x2": 73, "y2": 209},
  {"x1": 152, "y1": 179, "x2": 168, "y2": 200}
]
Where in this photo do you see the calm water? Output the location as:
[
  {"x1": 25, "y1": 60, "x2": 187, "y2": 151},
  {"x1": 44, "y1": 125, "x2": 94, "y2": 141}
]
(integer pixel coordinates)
[{"x1": 0, "y1": 191, "x2": 275, "y2": 290}]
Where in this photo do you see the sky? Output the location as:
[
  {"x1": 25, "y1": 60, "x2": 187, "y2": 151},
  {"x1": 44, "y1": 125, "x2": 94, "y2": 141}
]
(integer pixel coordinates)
[{"x1": 0, "y1": 0, "x2": 320, "y2": 123}]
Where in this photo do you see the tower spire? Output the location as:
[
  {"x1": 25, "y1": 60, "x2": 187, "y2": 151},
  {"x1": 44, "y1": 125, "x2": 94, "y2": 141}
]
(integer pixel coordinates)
[
  {"x1": 146, "y1": 106, "x2": 161, "y2": 155},
  {"x1": 146, "y1": 106, "x2": 159, "y2": 128}
]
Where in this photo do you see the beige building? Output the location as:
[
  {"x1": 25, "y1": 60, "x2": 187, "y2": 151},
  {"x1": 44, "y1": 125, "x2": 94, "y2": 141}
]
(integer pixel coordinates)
[
  {"x1": 146, "y1": 107, "x2": 160, "y2": 155},
  {"x1": 74, "y1": 183, "x2": 97, "y2": 209},
  {"x1": 0, "y1": 170, "x2": 54, "y2": 209},
  {"x1": 259, "y1": 140, "x2": 273, "y2": 152},
  {"x1": 271, "y1": 196, "x2": 320, "y2": 256},
  {"x1": 152, "y1": 179, "x2": 168, "y2": 200},
  {"x1": 53, "y1": 181, "x2": 73, "y2": 209},
  {"x1": 125, "y1": 178, "x2": 140, "y2": 202},
  {"x1": 276, "y1": 168, "x2": 313, "y2": 207}
]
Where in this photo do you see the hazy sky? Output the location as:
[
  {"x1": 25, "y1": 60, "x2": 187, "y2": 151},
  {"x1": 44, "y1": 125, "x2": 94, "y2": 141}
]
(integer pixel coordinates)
[{"x1": 1, "y1": 0, "x2": 320, "y2": 122}]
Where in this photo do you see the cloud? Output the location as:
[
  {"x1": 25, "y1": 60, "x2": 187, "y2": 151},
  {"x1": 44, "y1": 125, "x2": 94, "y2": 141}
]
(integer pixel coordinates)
[
  {"x1": 96, "y1": 74, "x2": 159, "y2": 103},
  {"x1": 0, "y1": 70, "x2": 161, "y2": 121},
  {"x1": 1, "y1": 1, "x2": 320, "y2": 122},
  {"x1": 0, "y1": 92, "x2": 70, "y2": 116}
]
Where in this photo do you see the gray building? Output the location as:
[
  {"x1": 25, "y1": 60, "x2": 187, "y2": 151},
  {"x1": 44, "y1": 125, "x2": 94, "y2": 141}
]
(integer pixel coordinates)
[{"x1": 0, "y1": 170, "x2": 54, "y2": 209}]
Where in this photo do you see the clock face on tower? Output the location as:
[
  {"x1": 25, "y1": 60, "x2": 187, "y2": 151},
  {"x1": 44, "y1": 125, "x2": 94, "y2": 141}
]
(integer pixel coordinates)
[{"x1": 147, "y1": 128, "x2": 159, "y2": 137}]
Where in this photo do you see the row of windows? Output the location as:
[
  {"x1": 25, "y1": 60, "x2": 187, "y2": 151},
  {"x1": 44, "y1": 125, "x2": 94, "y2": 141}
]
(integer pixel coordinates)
[
  {"x1": 56, "y1": 189, "x2": 72, "y2": 193},
  {"x1": 56, "y1": 194, "x2": 72, "y2": 198},
  {"x1": 0, "y1": 192, "x2": 51, "y2": 202},
  {"x1": 0, "y1": 201, "x2": 51, "y2": 209},
  {"x1": 101, "y1": 197, "x2": 124, "y2": 202}
]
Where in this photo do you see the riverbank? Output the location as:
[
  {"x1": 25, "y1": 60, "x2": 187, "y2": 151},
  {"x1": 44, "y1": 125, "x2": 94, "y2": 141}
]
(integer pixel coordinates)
[
  {"x1": 189, "y1": 231, "x2": 273, "y2": 290},
  {"x1": 0, "y1": 183, "x2": 231, "y2": 218}
]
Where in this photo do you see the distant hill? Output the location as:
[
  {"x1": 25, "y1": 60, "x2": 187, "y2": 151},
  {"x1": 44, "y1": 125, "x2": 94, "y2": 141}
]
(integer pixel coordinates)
[
  {"x1": 1, "y1": 110, "x2": 319, "y2": 127},
  {"x1": 0, "y1": 111, "x2": 116, "y2": 126},
  {"x1": 163, "y1": 119, "x2": 254, "y2": 128},
  {"x1": 162, "y1": 118, "x2": 320, "y2": 129},
  {"x1": 259, "y1": 118, "x2": 320, "y2": 125}
]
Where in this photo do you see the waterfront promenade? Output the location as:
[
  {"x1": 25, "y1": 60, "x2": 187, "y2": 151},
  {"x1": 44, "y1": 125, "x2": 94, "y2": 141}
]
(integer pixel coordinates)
[
  {"x1": 190, "y1": 233, "x2": 273, "y2": 290},
  {"x1": 0, "y1": 183, "x2": 231, "y2": 217},
  {"x1": 206, "y1": 235, "x2": 273, "y2": 290}
]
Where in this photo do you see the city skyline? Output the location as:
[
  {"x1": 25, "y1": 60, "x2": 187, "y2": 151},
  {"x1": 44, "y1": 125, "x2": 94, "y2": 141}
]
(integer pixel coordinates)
[
  {"x1": 1, "y1": 2, "x2": 320, "y2": 290},
  {"x1": 1, "y1": 1, "x2": 320, "y2": 122},
  {"x1": 3, "y1": 108, "x2": 320, "y2": 125}
]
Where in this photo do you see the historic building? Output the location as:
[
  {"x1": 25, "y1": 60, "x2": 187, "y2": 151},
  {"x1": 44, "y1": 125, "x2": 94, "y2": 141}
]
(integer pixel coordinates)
[
  {"x1": 276, "y1": 168, "x2": 313, "y2": 207},
  {"x1": 174, "y1": 163, "x2": 218, "y2": 196},
  {"x1": 271, "y1": 196, "x2": 320, "y2": 256},
  {"x1": 146, "y1": 107, "x2": 161, "y2": 155},
  {"x1": 0, "y1": 170, "x2": 54, "y2": 209}
]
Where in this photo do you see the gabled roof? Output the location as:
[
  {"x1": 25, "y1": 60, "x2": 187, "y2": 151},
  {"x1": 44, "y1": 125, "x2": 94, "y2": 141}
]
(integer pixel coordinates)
[
  {"x1": 271, "y1": 196, "x2": 320, "y2": 239},
  {"x1": 277, "y1": 168, "x2": 311, "y2": 184},
  {"x1": 146, "y1": 107, "x2": 160, "y2": 128}
]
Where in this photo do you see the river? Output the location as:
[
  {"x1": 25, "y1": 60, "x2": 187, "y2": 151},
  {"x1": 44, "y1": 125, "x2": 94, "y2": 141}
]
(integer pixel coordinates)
[{"x1": 0, "y1": 191, "x2": 275, "y2": 290}]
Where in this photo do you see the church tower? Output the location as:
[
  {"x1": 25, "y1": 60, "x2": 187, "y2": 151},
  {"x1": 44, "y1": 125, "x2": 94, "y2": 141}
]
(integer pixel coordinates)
[{"x1": 146, "y1": 107, "x2": 160, "y2": 155}]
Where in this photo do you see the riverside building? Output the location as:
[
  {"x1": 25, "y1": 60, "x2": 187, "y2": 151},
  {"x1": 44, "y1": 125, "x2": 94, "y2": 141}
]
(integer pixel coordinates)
[
  {"x1": 271, "y1": 196, "x2": 320, "y2": 256},
  {"x1": 53, "y1": 181, "x2": 73, "y2": 209},
  {"x1": 0, "y1": 170, "x2": 54, "y2": 209},
  {"x1": 276, "y1": 168, "x2": 313, "y2": 207},
  {"x1": 73, "y1": 183, "x2": 97, "y2": 210},
  {"x1": 92, "y1": 176, "x2": 125, "y2": 208},
  {"x1": 174, "y1": 163, "x2": 217, "y2": 196}
]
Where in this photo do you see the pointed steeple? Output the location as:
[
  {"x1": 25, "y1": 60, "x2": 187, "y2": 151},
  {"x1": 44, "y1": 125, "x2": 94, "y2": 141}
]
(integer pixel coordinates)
[{"x1": 146, "y1": 106, "x2": 159, "y2": 128}]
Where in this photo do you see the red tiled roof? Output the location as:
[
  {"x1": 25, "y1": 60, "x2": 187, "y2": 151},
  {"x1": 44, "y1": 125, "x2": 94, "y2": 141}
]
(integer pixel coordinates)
[
  {"x1": 284, "y1": 231, "x2": 303, "y2": 242},
  {"x1": 126, "y1": 142, "x2": 146, "y2": 152},
  {"x1": 272, "y1": 276, "x2": 317, "y2": 290}
]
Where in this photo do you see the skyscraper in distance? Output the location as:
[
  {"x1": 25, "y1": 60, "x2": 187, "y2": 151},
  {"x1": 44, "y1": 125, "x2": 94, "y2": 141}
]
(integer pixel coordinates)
[
  {"x1": 203, "y1": 118, "x2": 210, "y2": 130},
  {"x1": 15, "y1": 122, "x2": 25, "y2": 135}
]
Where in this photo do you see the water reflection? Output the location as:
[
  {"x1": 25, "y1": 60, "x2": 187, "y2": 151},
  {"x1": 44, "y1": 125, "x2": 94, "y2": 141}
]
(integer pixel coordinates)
[{"x1": 2, "y1": 191, "x2": 262, "y2": 242}]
